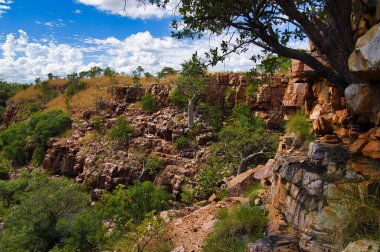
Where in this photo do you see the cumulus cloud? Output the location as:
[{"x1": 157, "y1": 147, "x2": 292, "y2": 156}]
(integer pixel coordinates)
[
  {"x1": 76, "y1": 0, "x2": 179, "y2": 19},
  {"x1": 0, "y1": 30, "x2": 272, "y2": 83},
  {"x1": 0, "y1": 30, "x2": 87, "y2": 82}
]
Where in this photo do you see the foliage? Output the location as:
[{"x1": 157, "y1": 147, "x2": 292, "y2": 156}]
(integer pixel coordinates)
[
  {"x1": 244, "y1": 72, "x2": 261, "y2": 101},
  {"x1": 177, "y1": 54, "x2": 208, "y2": 99},
  {"x1": 66, "y1": 82, "x2": 87, "y2": 98},
  {"x1": 169, "y1": 88, "x2": 188, "y2": 110},
  {"x1": 145, "y1": 0, "x2": 354, "y2": 90},
  {"x1": 256, "y1": 54, "x2": 292, "y2": 74},
  {"x1": 181, "y1": 184, "x2": 196, "y2": 205},
  {"x1": 39, "y1": 81, "x2": 59, "y2": 102},
  {"x1": 104, "y1": 67, "x2": 117, "y2": 85},
  {"x1": 140, "y1": 94, "x2": 159, "y2": 114},
  {"x1": 319, "y1": 183, "x2": 380, "y2": 249},
  {"x1": 0, "y1": 110, "x2": 71, "y2": 166},
  {"x1": 144, "y1": 72, "x2": 154, "y2": 78},
  {"x1": 132, "y1": 66, "x2": 144, "y2": 87},
  {"x1": 66, "y1": 73, "x2": 80, "y2": 85},
  {"x1": 203, "y1": 203, "x2": 267, "y2": 252},
  {"x1": 124, "y1": 212, "x2": 166, "y2": 252},
  {"x1": 108, "y1": 116, "x2": 135, "y2": 142},
  {"x1": 173, "y1": 136, "x2": 190, "y2": 150},
  {"x1": 285, "y1": 111, "x2": 314, "y2": 142},
  {"x1": 217, "y1": 104, "x2": 279, "y2": 174},
  {"x1": 145, "y1": 155, "x2": 165, "y2": 176},
  {"x1": 15, "y1": 100, "x2": 43, "y2": 121},
  {"x1": 88, "y1": 66, "x2": 103, "y2": 78},
  {"x1": 100, "y1": 182, "x2": 171, "y2": 229},
  {"x1": 197, "y1": 103, "x2": 225, "y2": 133},
  {"x1": 157, "y1": 67, "x2": 177, "y2": 80},
  {"x1": 0, "y1": 80, "x2": 28, "y2": 107},
  {"x1": 92, "y1": 115, "x2": 107, "y2": 134},
  {"x1": 0, "y1": 171, "x2": 105, "y2": 252}
]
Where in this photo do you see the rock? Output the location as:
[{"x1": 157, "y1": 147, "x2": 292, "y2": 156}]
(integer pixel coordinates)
[
  {"x1": 254, "y1": 198, "x2": 262, "y2": 206},
  {"x1": 342, "y1": 240, "x2": 380, "y2": 252},
  {"x1": 171, "y1": 245, "x2": 185, "y2": 252},
  {"x1": 345, "y1": 83, "x2": 380, "y2": 125},
  {"x1": 196, "y1": 132, "x2": 213, "y2": 146},
  {"x1": 208, "y1": 193, "x2": 217, "y2": 202},
  {"x1": 228, "y1": 169, "x2": 256, "y2": 197},
  {"x1": 313, "y1": 116, "x2": 334, "y2": 136},
  {"x1": 349, "y1": 23, "x2": 380, "y2": 80},
  {"x1": 247, "y1": 235, "x2": 300, "y2": 252},
  {"x1": 361, "y1": 139, "x2": 380, "y2": 159}
]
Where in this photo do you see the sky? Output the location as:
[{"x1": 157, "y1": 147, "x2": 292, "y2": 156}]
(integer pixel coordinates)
[{"x1": 0, "y1": 0, "x2": 307, "y2": 83}]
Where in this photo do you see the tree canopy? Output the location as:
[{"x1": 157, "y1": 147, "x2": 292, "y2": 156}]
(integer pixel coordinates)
[{"x1": 140, "y1": 0, "x2": 360, "y2": 90}]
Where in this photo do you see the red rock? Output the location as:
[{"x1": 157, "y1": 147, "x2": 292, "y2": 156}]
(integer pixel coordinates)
[{"x1": 349, "y1": 138, "x2": 369, "y2": 154}]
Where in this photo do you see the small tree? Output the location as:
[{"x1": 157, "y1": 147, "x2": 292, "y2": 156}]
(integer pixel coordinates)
[
  {"x1": 156, "y1": 66, "x2": 177, "y2": 81},
  {"x1": 104, "y1": 67, "x2": 117, "y2": 85},
  {"x1": 217, "y1": 105, "x2": 278, "y2": 175},
  {"x1": 177, "y1": 54, "x2": 209, "y2": 129},
  {"x1": 47, "y1": 73, "x2": 54, "y2": 80},
  {"x1": 132, "y1": 66, "x2": 144, "y2": 87},
  {"x1": 88, "y1": 66, "x2": 103, "y2": 78}
]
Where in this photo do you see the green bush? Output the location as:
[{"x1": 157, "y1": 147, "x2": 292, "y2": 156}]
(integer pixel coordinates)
[
  {"x1": 100, "y1": 182, "x2": 171, "y2": 227},
  {"x1": 285, "y1": 111, "x2": 314, "y2": 142},
  {"x1": 40, "y1": 81, "x2": 59, "y2": 102},
  {"x1": 173, "y1": 136, "x2": 190, "y2": 150},
  {"x1": 0, "y1": 171, "x2": 105, "y2": 252},
  {"x1": 108, "y1": 116, "x2": 134, "y2": 142},
  {"x1": 0, "y1": 110, "x2": 71, "y2": 166},
  {"x1": 66, "y1": 82, "x2": 87, "y2": 98},
  {"x1": 181, "y1": 184, "x2": 196, "y2": 205},
  {"x1": 146, "y1": 155, "x2": 165, "y2": 176},
  {"x1": 170, "y1": 88, "x2": 188, "y2": 109},
  {"x1": 203, "y1": 204, "x2": 267, "y2": 252},
  {"x1": 140, "y1": 94, "x2": 159, "y2": 114}
]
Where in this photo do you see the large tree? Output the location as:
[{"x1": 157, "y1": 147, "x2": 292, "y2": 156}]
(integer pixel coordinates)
[{"x1": 137, "y1": 0, "x2": 361, "y2": 90}]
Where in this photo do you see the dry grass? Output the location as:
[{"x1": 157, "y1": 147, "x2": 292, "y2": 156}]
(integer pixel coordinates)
[
  {"x1": 45, "y1": 95, "x2": 68, "y2": 113},
  {"x1": 12, "y1": 86, "x2": 41, "y2": 101}
]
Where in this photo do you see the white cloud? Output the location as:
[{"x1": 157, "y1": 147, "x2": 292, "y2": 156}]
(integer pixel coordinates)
[
  {"x1": 0, "y1": 0, "x2": 12, "y2": 16},
  {"x1": 0, "y1": 30, "x2": 273, "y2": 83},
  {"x1": 76, "y1": 0, "x2": 179, "y2": 19},
  {"x1": 36, "y1": 20, "x2": 66, "y2": 28},
  {"x1": 0, "y1": 30, "x2": 87, "y2": 82},
  {"x1": 74, "y1": 9, "x2": 82, "y2": 14}
]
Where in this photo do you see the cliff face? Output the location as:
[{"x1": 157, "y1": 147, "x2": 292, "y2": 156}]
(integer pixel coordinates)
[{"x1": 250, "y1": 9, "x2": 380, "y2": 251}]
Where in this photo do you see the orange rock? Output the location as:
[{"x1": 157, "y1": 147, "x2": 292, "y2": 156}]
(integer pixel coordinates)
[
  {"x1": 228, "y1": 169, "x2": 256, "y2": 197},
  {"x1": 349, "y1": 138, "x2": 369, "y2": 154},
  {"x1": 362, "y1": 140, "x2": 380, "y2": 159}
]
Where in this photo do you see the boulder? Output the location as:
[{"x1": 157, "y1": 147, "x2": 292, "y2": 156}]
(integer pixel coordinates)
[
  {"x1": 228, "y1": 169, "x2": 256, "y2": 197},
  {"x1": 349, "y1": 23, "x2": 380, "y2": 80},
  {"x1": 362, "y1": 139, "x2": 380, "y2": 159}
]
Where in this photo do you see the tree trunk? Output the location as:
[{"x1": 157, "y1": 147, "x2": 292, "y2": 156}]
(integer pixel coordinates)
[
  {"x1": 237, "y1": 150, "x2": 264, "y2": 175},
  {"x1": 188, "y1": 93, "x2": 199, "y2": 130}
]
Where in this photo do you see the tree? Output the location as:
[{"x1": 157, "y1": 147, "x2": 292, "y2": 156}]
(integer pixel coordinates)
[
  {"x1": 217, "y1": 104, "x2": 278, "y2": 174},
  {"x1": 47, "y1": 73, "x2": 54, "y2": 80},
  {"x1": 88, "y1": 66, "x2": 103, "y2": 78},
  {"x1": 257, "y1": 54, "x2": 291, "y2": 74},
  {"x1": 141, "y1": 0, "x2": 361, "y2": 90},
  {"x1": 104, "y1": 67, "x2": 117, "y2": 84},
  {"x1": 156, "y1": 66, "x2": 177, "y2": 80},
  {"x1": 177, "y1": 54, "x2": 209, "y2": 129},
  {"x1": 132, "y1": 66, "x2": 144, "y2": 86}
]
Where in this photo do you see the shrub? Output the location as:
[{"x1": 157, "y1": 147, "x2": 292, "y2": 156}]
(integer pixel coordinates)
[
  {"x1": 108, "y1": 116, "x2": 134, "y2": 142},
  {"x1": 140, "y1": 94, "x2": 159, "y2": 114},
  {"x1": 66, "y1": 82, "x2": 87, "y2": 98},
  {"x1": 173, "y1": 136, "x2": 190, "y2": 150},
  {"x1": 0, "y1": 110, "x2": 71, "y2": 166},
  {"x1": 285, "y1": 111, "x2": 314, "y2": 142},
  {"x1": 146, "y1": 156, "x2": 165, "y2": 176},
  {"x1": 203, "y1": 204, "x2": 267, "y2": 252},
  {"x1": 0, "y1": 171, "x2": 105, "y2": 252},
  {"x1": 169, "y1": 88, "x2": 188, "y2": 109},
  {"x1": 181, "y1": 184, "x2": 196, "y2": 205}
]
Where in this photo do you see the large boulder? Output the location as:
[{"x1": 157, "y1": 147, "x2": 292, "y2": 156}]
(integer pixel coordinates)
[
  {"x1": 349, "y1": 23, "x2": 380, "y2": 80},
  {"x1": 228, "y1": 169, "x2": 256, "y2": 197},
  {"x1": 345, "y1": 83, "x2": 380, "y2": 125}
]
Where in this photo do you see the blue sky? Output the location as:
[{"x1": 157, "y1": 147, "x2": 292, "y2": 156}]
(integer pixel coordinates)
[{"x1": 0, "y1": 0, "x2": 307, "y2": 83}]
